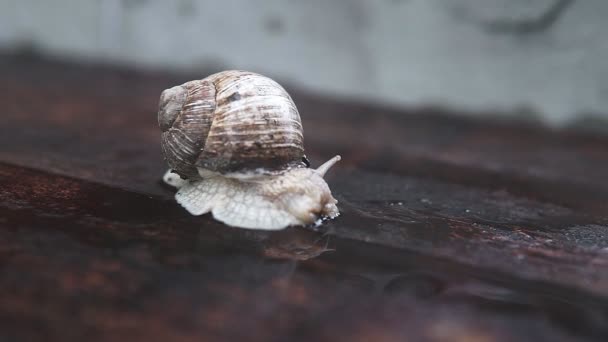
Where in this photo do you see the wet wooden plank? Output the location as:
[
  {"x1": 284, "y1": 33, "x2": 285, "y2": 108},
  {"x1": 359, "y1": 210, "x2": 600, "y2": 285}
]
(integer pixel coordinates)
[{"x1": 1, "y1": 54, "x2": 608, "y2": 341}]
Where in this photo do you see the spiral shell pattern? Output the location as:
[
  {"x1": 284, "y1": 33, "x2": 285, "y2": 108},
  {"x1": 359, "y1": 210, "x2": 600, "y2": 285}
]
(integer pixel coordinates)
[{"x1": 158, "y1": 71, "x2": 305, "y2": 178}]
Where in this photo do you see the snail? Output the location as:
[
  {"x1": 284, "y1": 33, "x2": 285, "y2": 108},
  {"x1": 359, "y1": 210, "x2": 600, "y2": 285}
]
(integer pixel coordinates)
[{"x1": 158, "y1": 70, "x2": 340, "y2": 230}]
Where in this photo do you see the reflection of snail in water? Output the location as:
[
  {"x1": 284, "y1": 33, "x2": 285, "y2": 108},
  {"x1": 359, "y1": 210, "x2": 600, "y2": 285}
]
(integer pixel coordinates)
[{"x1": 159, "y1": 70, "x2": 340, "y2": 230}]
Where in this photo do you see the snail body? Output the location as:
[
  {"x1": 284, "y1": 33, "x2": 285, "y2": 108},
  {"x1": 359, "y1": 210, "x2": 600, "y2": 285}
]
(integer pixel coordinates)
[{"x1": 159, "y1": 70, "x2": 340, "y2": 230}]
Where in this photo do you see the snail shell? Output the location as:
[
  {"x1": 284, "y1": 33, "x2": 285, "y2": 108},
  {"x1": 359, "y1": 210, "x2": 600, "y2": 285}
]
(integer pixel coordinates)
[
  {"x1": 159, "y1": 70, "x2": 340, "y2": 230},
  {"x1": 159, "y1": 70, "x2": 304, "y2": 179}
]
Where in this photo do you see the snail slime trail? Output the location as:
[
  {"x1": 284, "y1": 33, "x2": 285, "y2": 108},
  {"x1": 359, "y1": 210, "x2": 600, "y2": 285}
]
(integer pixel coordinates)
[{"x1": 158, "y1": 70, "x2": 341, "y2": 230}]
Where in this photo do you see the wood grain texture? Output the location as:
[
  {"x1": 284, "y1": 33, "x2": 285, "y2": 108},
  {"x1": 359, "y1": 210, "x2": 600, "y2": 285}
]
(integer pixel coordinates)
[{"x1": 1, "y1": 54, "x2": 608, "y2": 341}]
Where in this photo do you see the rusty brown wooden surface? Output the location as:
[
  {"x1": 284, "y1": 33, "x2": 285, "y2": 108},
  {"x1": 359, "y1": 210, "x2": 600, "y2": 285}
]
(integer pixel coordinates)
[{"x1": 1, "y1": 54, "x2": 608, "y2": 341}]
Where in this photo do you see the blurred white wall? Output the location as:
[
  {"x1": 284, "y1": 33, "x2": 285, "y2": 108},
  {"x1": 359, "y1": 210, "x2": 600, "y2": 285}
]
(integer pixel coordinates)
[{"x1": 0, "y1": 0, "x2": 606, "y2": 125}]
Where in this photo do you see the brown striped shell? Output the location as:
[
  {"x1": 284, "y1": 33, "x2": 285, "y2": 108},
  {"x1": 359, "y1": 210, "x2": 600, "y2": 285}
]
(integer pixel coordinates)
[{"x1": 158, "y1": 70, "x2": 305, "y2": 179}]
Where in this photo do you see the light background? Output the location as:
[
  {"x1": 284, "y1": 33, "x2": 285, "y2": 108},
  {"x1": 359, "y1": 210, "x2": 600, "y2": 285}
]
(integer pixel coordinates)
[{"x1": 1, "y1": 0, "x2": 606, "y2": 126}]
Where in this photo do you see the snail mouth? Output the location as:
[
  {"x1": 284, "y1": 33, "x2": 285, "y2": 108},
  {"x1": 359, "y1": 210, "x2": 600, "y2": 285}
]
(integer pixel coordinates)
[
  {"x1": 321, "y1": 201, "x2": 340, "y2": 219},
  {"x1": 302, "y1": 202, "x2": 340, "y2": 227},
  {"x1": 287, "y1": 191, "x2": 340, "y2": 225}
]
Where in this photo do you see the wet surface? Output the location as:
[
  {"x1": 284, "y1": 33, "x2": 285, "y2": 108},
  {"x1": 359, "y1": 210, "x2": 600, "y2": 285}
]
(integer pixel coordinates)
[{"x1": 1, "y1": 54, "x2": 608, "y2": 341}]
